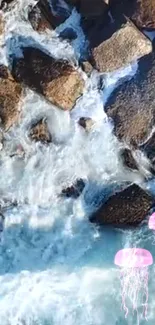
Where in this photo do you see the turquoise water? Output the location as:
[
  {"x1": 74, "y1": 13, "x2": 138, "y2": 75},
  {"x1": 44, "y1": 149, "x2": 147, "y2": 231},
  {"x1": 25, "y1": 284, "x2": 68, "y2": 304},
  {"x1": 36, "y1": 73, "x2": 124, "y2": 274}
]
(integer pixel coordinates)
[{"x1": 0, "y1": 1, "x2": 154, "y2": 324}]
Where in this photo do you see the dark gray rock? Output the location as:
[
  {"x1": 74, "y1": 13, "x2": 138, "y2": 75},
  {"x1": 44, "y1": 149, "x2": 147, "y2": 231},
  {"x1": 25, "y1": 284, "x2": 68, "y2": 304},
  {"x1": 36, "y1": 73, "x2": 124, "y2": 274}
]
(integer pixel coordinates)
[{"x1": 90, "y1": 184, "x2": 154, "y2": 226}]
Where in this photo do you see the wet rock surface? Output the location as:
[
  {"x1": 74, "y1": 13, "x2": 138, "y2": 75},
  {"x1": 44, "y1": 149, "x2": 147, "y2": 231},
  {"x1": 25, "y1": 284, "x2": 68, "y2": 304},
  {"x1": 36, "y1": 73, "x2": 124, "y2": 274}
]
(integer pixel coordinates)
[
  {"x1": 28, "y1": 0, "x2": 71, "y2": 32},
  {"x1": 0, "y1": 65, "x2": 22, "y2": 130},
  {"x1": 92, "y1": 21, "x2": 152, "y2": 72},
  {"x1": 29, "y1": 119, "x2": 51, "y2": 143},
  {"x1": 110, "y1": 0, "x2": 155, "y2": 30},
  {"x1": 12, "y1": 47, "x2": 84, "y2": 110},
  {"x1": 90, "y1": 184, "x2": 154, "y2": 226},
  {"x1": 105, "y1": 50, "x2": 155, "y2": 147}
]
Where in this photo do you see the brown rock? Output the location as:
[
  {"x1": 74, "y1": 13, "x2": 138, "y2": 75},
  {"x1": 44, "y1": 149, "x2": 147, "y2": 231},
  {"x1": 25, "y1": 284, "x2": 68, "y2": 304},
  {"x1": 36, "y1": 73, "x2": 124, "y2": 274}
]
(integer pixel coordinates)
[
  {"x1": 78, "y1": 117, "x2": 94, "y2": 131},
  {"x1": 0, "y1": 65, "x2": 22, "y2": 130},
  {"x1": 12, "y1": 47, "x2": 84, "y2": 110},
  {"x1": 110, "y1": 0, "x2": 155, "y2": 30},
  {"x1": 90, "y1": 184, "x2": 154, "y2": 225},
  {"x1": 105, "y1": 49, "x2": 155, "y2": 147},
  {"x1": 28, "y1": 0, "x2": 71, "y2": 32},
  {"x1": 92, "y1": 21, "x2": 152, "y2": 73},
  {"x1": 29, "y1": 119, "x2": 51, "y2": 143}
]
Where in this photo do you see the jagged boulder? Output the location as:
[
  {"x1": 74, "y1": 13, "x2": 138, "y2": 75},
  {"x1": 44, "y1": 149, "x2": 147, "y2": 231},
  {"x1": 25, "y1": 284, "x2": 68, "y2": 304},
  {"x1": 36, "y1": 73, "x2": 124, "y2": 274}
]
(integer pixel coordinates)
[
  {"x1": 105, "y1": 49, "x2": 155, "y2": 147},
  {"x1": 12, "y1": 47, "x2": 84, "y2": 110},
  {"x1": 29, "y1": 119, "x2": 51, "y2": 143},
  {"x1": 0, "y1": 65, "x2": 22, "y2": 130},
  {"x1": 90, "y1": 184, "x2": 154, "y2": 226},
  {"x1": 92, "y1": 21, "x2": 152, "y2": 73}
]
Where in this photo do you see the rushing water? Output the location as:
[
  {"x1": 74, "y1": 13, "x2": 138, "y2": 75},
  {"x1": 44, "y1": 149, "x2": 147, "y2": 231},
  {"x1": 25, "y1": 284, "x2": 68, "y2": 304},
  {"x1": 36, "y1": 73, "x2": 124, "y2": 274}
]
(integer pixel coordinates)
[{"x1": 0, "y1": 1, "x2": 155, "y2": 325}]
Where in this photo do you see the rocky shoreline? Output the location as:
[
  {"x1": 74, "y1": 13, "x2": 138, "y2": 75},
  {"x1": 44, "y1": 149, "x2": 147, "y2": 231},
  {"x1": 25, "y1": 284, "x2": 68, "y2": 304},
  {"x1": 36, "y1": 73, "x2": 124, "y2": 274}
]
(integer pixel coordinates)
[{"x1": 0, "y1": 0, "x2": 155, "y2": 226}]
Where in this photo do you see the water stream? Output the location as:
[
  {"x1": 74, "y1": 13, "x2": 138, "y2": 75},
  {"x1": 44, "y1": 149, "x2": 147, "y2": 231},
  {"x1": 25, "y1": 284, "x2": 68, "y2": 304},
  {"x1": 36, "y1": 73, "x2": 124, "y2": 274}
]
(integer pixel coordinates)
[{"x1": 0, "y1": 1, "x2": 155, "y2": 324}]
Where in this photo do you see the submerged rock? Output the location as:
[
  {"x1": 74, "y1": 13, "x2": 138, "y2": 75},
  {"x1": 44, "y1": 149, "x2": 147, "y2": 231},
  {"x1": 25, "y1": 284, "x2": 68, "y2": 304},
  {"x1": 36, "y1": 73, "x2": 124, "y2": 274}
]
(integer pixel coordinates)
[
  {"x1": 105, "y1": 49, "x2": 155, "y2": 148},
  {"x1": 120, "y1": 148, "x2": 139, "y2": 171},
  {"x1": 110, "y1": 0, "x2": 155, "y2": 30},
  {"x1": 28, "y1": 0, "x2": 71, "y2": 32},
  {"x1": 0, "y1": 65, "x2": 22, "y2": 130},
  {"x1": 90, "y1": 184, "x2": 154, "y2": 226},
  {"x1": 12, "y1": 47, "x2": 84, "y2": 110},
  {"x1": 61, "y1": 179, "x2": 85, "y2": 198},
  {"x1": 92, "y1": 21, "x2": 152, "y2": 73},
  {"x1": 59, "y1": 28, "x2": 77, "y2": 41},
  {"x1": 29, "y1": 119, "x2": 51, "y2": 143}
]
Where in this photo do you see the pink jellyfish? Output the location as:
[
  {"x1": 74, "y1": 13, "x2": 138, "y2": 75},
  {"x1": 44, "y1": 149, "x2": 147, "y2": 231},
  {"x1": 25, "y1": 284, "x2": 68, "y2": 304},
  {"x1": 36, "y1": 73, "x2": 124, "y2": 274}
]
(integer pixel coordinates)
[
  {"x1": 114, "y1": 248, "x2": 153, "y2": 322},
  {"x1": 148, "y1": 212, "x2": 155, "y2": 230},
  {"x1": 148, "y1": 212, "x2": 155, "y2": 244}
]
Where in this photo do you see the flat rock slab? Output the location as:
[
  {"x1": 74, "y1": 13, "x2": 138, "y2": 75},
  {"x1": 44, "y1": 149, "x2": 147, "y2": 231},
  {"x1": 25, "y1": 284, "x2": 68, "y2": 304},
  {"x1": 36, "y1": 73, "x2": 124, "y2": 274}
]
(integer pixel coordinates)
[
  {"x1": 12, "y1": 47, "x2": 84, "y2": 111},
  {"x1": 90, "y1": 184, "x2": 154, "y2": 226},
  {"x1": 110, "y1": 0, "x2": 155, "y2": 30},
  {"x1": 92, "y1": 21, "x2": 152, "y2": 72},
  {"x1": 105, "y1": 49, "x2": 155, "y2": 147}
]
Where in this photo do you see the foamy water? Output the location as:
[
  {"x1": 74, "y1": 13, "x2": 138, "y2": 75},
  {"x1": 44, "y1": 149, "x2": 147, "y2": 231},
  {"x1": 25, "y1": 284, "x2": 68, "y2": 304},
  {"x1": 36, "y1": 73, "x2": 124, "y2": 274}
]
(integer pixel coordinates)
[{"x1": 0, "y1": 1, "x2": 154, "y2": 325}]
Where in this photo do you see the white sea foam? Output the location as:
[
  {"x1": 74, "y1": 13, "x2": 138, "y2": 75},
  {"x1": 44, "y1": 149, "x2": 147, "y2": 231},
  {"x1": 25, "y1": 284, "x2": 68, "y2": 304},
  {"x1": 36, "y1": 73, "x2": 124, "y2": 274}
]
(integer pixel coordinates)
[{"x1": 0, "y1": 1, "x2": 154, "y2": 325}]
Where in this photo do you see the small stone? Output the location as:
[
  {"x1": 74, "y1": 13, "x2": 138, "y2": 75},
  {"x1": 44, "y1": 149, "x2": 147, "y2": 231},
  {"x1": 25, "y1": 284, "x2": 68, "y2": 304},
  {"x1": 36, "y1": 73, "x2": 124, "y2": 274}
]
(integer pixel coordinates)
[
  {"x1": 61, "y1": 179, "x2": 85, "y2": 198},
  {"x1": 78, "y1": 117, "x2": 94, "y2": 131},
  {"x1": 81, "y1": 61, "x2": 93, "y2": 76}
]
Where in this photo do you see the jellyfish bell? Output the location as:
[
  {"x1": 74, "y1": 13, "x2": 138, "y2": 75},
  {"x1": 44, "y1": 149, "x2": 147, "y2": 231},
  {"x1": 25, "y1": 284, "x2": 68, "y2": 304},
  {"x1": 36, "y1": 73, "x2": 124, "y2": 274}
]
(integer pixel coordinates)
[
  {"x1": 114, "y1": 248, "x2": 153, "y2": 268},
  {"x1": 114, "y1": 248, "x2": 153, "y2": 321},
  {"x1": 148, "y1": 212, "x2": 155, "y2": 230}
]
